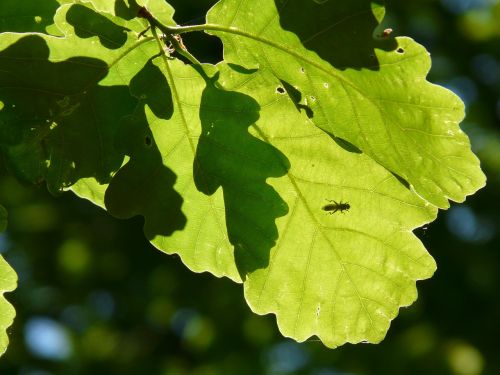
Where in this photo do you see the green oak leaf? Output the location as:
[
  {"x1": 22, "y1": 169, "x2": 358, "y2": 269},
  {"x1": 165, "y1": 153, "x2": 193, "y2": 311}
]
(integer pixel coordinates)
[
  {"x1": 104, "y1": 59, "x2": 187, "y2": 240},
  {"x1": 214, "y1": 63, "x2": 437, "y2": 347},
  {"x1": 205, "y1": 0, "x2": 486, "y2": 208},
  {"x1": 0, "y1": 1, "x2": 168, "y2": 193},
  {"x1": 70, "y1": 176, "x2": 107, "y2": 209},
  {"x1": 104, "y1": 58, "x2": 242, "y2": 281},
  {"x1": 0, "y1": 205, "x2": 17, "y2": 357}
]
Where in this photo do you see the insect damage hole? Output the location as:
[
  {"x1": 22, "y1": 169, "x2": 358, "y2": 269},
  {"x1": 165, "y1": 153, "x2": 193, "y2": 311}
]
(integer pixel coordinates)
[
  {"x1": 276, "y1": 86, "x2": 286, "y2": 94},
  {"x1": 322, "y1": 200, "x2": 350, "y2": 214},
  {"x1": 144, "y1": 135, "x2": 152, "y2": 146},
  {"x1": 396, "y1": 47, "x2": 405, "y2": 54}
]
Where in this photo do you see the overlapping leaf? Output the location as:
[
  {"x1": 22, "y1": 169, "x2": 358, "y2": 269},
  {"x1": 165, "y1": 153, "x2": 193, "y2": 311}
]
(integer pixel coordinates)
[
  {"x1": 104, "y1": 59, "x2": 242, "y2": 281},
  {"x1": 51, "y1": 1, "x2": 242, "y2": 280},
  {"x1": 0, "y1": 1, "x2": 178, "y2": 356},
  {"x1": 0, "y1": 206, "x2": 17, "y2": 357},
  {"x1": 0, "y1": 1, "x2": 167, "y2": 193},
  {"x1": 205, "y1": 0, "x2": 486, "y2": 208},
  {"x1": 252, "y1": 66, "x2": 438, "y2": 345}
]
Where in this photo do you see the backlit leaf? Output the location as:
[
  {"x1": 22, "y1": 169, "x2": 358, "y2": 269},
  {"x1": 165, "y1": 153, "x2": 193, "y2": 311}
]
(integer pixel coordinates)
[{"x1": 0, "y1": 206, "x2": 17, "y2": 357}]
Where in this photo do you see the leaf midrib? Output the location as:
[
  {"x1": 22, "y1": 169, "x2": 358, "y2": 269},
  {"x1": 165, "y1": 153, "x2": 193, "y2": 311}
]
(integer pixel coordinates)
[{"x1": 151, "y1": 30, "x2": 239, "y2": 280}]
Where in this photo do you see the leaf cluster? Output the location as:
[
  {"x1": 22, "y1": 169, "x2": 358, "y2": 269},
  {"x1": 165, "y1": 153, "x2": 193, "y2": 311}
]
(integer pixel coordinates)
[{"x1": 0, "y1": 0, "x2": 485, "y2": 353}]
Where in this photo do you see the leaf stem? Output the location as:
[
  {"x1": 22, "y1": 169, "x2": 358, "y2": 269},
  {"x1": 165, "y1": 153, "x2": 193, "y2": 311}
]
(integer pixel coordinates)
[
  {"x1": 139, "y1": 7, "x2": 201, "y2": 66},
  {"x1": 137, "y1": 11, "x2": 314, "y2": 72},
  {"x1": 167, "y1": 34, "x2": 201, "y2": 65},
  {"x1": 139, "y1": 15, "x2": 285, "y2": 54}
]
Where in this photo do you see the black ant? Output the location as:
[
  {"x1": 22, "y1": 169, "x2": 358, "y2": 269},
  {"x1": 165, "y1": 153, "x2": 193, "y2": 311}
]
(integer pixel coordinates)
[{"x1": 322, "y1": 200, "x2": 350, "y2": 214}]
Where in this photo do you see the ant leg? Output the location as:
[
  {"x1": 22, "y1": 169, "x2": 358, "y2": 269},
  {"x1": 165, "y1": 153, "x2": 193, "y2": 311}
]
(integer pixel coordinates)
[{"x1": 138, "y1": 26, "x2": 151, "y2": 39}]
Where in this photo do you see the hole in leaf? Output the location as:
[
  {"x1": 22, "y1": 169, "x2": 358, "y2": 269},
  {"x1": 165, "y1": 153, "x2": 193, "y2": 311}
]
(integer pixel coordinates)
[
  {"x1": 145, "y1": 135, "x2": 152, "y2": 146},
  {"x1": 397, "y1": 47, "x2": 405, "y2": 54},
  {"x1": 276, "y1": 86, "x2": 285, "y2": 94}
]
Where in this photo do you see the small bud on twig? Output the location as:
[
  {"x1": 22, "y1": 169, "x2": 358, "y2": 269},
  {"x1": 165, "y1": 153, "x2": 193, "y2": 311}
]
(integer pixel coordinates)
[{"x1": 382, "y1": 28, "x2": 393, "y2": 38}]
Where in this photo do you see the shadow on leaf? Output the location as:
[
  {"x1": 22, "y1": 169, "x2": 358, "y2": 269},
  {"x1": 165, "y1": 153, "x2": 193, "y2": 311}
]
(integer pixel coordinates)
[
  {"x1": 104, "y1": 59, "x2": 186, "y2": 238},
  {"x1": 329, "y1": 135, "x2": 362, "y2": 154},
  {"x1": 0, "y1": 35, "x2": 136, "y2": 193},
  {"x1": 0, "y1": 0, "x2": 59, "y2": 33},
  {"x1": 194, "y1": 67, "x2": 290, "y2": 279},
  {"x1": 114, "y1": 0, "x2": 143, "y2": 20},
  {"x1": 274, "y1": 0, "x2": 397, "y2": 70},
  {"x1": 66, "y1": 4, "x2": 131, "y2": 49},
  {"x1": 279, "y1": 80, "x2": 313, "y2": 118}
]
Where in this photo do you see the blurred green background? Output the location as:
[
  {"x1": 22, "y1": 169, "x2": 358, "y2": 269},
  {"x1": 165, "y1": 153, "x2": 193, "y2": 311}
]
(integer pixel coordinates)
[{"x1": 0, "y1": 0, "x2": 499, "y2": 374}]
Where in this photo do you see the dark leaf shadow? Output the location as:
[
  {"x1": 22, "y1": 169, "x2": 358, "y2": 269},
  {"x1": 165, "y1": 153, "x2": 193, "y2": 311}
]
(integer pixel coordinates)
[
  {"x1": 114, "y1": 0, "x2": 141, "y2": 20},
  {"x1": 0, "y1": 35, "x2": 136, "y2": 193},
  {"x1": 0, "y1": 0, "x2": 59, "y2": 33},
  {"x1": 227, "y1": 63, "x2": 258, "y2": 75},
  {"x1": 193, "y1": 67, "x2": 290, "y2": 279},
  {"x1": 328, "y1": 135, "x2": 362, "y2": 154},
  {"x1": 274, "y1": 0, "x2": 397, "y2": 70},
  {"x1": 104, "y1": 59, "x2": 187, "y2": 238},
  {"x1": 390, "y1": 171, "x2": 412, "y2": 191},
  {"x1": 279, "y1": 80, "x2": 313, "y2": 118},
  {"x1": 66, "y1": 4, "x2": 131, "y2": 49}
]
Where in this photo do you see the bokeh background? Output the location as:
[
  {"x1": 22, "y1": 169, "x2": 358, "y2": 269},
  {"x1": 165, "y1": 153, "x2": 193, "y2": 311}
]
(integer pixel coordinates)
[{"x1": 1, "y1": 0, "x2": 499, "y2": 374}]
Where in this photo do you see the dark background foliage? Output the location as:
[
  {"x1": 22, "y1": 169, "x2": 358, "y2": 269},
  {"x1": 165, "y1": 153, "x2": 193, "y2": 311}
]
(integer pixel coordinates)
[{"x1": 0, "y1": 0, "x2": 499, "y2": 374}]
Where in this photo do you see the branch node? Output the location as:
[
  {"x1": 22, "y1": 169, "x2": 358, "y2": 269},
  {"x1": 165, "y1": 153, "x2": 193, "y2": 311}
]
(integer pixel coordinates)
[{"x1": 138, "y1": 6, "x2": 153, "y2": 20}]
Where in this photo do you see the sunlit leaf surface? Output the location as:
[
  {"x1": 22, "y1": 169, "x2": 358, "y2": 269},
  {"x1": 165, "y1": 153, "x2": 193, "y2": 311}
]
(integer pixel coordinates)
[
  {"x1": 206, "y1": 0, "x2": 486, "y2": 208},
  {"x1": 0, "y1": 206, "x2": 17, "y2": 357}
]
